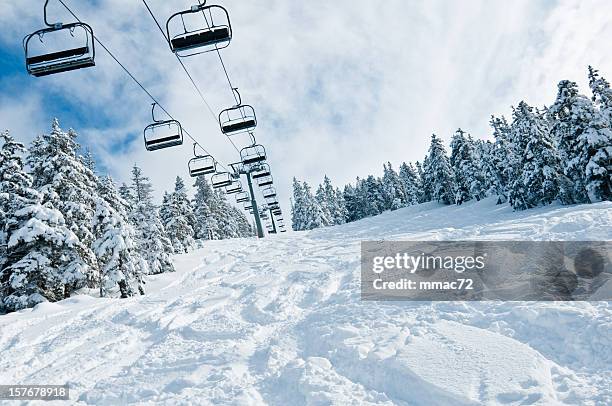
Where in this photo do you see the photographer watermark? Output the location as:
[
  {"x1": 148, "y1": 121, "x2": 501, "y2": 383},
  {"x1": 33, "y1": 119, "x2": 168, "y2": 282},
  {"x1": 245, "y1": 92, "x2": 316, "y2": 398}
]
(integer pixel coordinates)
[{"x1": 361, "y1": 241, "x2": 611, "y2": 301}]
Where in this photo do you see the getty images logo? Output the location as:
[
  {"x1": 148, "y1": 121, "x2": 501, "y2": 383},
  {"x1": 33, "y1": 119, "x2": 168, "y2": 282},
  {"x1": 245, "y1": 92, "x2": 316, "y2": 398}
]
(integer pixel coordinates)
[{"x1": 372, "y1": 252, "x2": 487, "y2": 274}]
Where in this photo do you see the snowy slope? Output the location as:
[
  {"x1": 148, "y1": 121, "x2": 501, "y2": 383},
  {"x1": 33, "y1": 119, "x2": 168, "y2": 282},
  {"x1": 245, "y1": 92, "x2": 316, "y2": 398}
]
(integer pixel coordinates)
[{"x1": 0, "y1": 198, "x2": 611, "y2": 405}]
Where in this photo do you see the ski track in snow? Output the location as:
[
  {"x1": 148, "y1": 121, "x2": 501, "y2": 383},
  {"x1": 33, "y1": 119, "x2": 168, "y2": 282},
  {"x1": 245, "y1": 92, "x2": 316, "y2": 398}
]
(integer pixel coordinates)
[{"x1": 0, "y1": 198, "x2": 611, "y2": 405}]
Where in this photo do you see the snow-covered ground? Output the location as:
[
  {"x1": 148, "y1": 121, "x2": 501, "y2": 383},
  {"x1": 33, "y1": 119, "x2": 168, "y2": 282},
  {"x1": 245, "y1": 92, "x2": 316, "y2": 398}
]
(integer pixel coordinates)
[{"x1": 1, "y1": 198, "x2": 611, "y2": 405}]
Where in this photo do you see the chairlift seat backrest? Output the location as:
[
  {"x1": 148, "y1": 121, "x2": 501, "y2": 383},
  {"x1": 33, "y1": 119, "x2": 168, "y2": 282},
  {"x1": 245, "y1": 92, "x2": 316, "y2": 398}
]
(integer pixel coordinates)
[
  {"x1": 212, "y1": 172, "x2": 233, "y2": 188},
  {"x1": 144, "y1": 120, "x2": 183, "y2": 151},
  {"x1": 219, "y1": 104, "x2": 257, "y2": 135},
  {"x1": 24, "y1": 22, "x2": 96, "y2": 77},
  {"x1": 189, "y1": 156, "x2": 216, "y2": 177},
  {"x1": 166, "y1": 5, "x2": 232, "y2": 56}
]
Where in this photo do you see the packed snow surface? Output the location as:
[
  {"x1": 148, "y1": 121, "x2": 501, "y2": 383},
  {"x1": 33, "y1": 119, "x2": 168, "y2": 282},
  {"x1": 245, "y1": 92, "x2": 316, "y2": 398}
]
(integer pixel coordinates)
[{"x1": 1, "y1": 198, "x2": 611, "y2": 405}]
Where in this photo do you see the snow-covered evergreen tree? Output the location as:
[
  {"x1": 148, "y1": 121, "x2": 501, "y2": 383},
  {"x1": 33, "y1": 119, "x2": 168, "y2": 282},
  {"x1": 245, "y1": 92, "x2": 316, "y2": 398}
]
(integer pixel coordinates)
[
  {"x1": 382, "y1": 162, "x2": 406, "y2": 210},
  {"x1": 333, "y1": 186, "x2": 348, "y2": 225},
  {"x1": 162, "y1": 177, "x2": 196, "y2": 253},
  {"x1": 449, "y1": 129, "x2": 485, "y2": 205},
  {"x1": 92, "y1": 179, "x2": 146, "y2": 298},
  {"x1": 488, "y1": 115, "x2": 514, "y2": 203},
  {"x1": 426, "y1": 134, "x2": 455, "y2": 205},
  {"x1": 415, "y1": 160, "x2": 429, "y2": 203},
  {"x1": 301, "y1": 181, "x2": 327, "y2": 230},
  {"x1": 399, "y1": 162, "x2": 419, "y2": 206},
  {"x1": 549, "y1": 80, "x2": 603, "y2": 203},
  {"x1": 509, "y1": 102, "x2": 562, "y2": 210},
  {"x1": 584, "y1": 67, "x2": 612, "y2": 201},
  {"x1": 342, "y1": 183, "x2": 359, "y2": 223},
  {"x1": 26, "y1": 119, "x2": 98, "y2": 291},
  {"x1": 0, "y1": 131, "x2": 82, "y2": 311},
  {"x1": 127, "y1": 166, "x2": 174, "y2": 274},
  {"x1": 315, "y1": 183, "x2": 332, "y2": 227},
  {"x1": 192, "y1": 176, "x2": 217, "y2": 240},
  {"x1": 291, "y1": 178, "x2": 306, "y2": 231}
]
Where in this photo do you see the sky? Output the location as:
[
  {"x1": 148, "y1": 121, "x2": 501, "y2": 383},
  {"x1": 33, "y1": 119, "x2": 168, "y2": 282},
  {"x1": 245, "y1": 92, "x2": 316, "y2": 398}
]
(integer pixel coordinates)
[{"x1": 1, "y1": 0, "x2": 612, "y2": 215}]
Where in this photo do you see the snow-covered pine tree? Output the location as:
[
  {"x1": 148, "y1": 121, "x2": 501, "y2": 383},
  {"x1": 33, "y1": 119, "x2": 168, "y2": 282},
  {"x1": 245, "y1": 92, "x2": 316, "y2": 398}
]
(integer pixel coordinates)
[
  {"x1": 192, "y1": 175, "x2": 218, "y2": 240},
  {"x1": 315, "y1": 183, "x2": 332, "y2": 226},
  {"x1": 399, "y1": 162, "x2": 419, "y2": 206},
  {"x1": 322, "y1": 175, "x2": 344, "y2": 224},
  {"x1": 415, "y1": 160, "x2": 429, "y2": 203},
  {"x1": 584, "y1": 67, "x2": 612, "y2": 201},
  {"x1": 333, "y1": 186, "x2": 348, "y2": 225},
  {"x1": 0, "y1": 131, "x2": 82, "y2": 311},
  {"x1": 488, "y1": 115, "x2": 513, "y2": 203},
  {"x1": 291, "y1": 177, "x2": 306, "y2": 231},
  {"x1": 426, "y1": 134, "x2": 455, "y2": 205},
  {"x1": 231, "y1": 205, "x2": 254, "y2": 237},
  {"x1": 449, "y1": 129, "x2": 485, "y2": 205},
  {"x1": 81, "y1": 148, "x2": 97, "y2": 175},
  {"x1": 354, "y1": 176, "x2": 384, "y2": 217},
  {"x1": 342, "y1": 183, "x2": 359, "y2": 223},
  {"x1": 549, "y1": 80, "x2": 603, "y2": 203},
  {"x1": 588, "y1": 66, "x2": 612, "y2": 124},
  {"x1": 301, "y1": 181, "x2": 327, "y2": 230},
  {"x1": 162, "y1": 176, "x2": 196, "y2": 253},
  {"x1": 474, "y1": 140, "x2": 501, "y2": 199},
  {"x1": 128, "y1": 166, "x2": 175, "y2": 274},
  {"x1": 382, "y1": 162, "x2": 406, "y2": 210},
  {"x1": 26, "y1": 119, "x2": 98, "y2": 291},
  {"x1": 92, "y1": 178, "x2": 146, "y2": 298},
  {"x1": 508, "y1": 102, "x2": 562, "y2": 210},
  {"x1": 214, "y1": 189, "x2": 242, "y2": 238}
]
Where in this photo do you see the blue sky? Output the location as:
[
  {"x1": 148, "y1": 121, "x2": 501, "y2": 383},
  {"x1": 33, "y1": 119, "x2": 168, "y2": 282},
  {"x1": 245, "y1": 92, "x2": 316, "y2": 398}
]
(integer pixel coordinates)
[{"x1": 1, "y1": 0, "x2": 612, "y2": 211}]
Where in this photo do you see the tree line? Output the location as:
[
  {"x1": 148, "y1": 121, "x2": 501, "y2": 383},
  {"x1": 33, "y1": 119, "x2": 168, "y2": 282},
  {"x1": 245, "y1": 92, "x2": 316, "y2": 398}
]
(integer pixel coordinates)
[
  {"x1": 0, "y1": 120, "x2": 252, "y2": 312},
  {"x1": 292, "y1": 67, "x2": 611, "y2": 231}
]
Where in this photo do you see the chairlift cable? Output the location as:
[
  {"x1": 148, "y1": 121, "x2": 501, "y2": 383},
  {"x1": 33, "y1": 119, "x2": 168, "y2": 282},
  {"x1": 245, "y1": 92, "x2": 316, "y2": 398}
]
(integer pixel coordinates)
[{"x1": 56, "y1": 0, "x2": 231, "y2": 171}]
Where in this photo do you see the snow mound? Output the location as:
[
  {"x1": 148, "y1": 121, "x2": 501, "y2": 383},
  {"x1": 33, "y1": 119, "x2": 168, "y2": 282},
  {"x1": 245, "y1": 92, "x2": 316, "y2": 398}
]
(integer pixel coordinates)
[{"x1": 0, "y1": 198, "x2": 610, "y2": 405}]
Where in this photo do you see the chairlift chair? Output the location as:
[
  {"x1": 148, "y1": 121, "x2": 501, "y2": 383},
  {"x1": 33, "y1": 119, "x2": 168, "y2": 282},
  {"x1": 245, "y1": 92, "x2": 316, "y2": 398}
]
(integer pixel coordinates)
[
  {"x1": 236, "y1": 191, "x2": 250, "y2": 203},
  {"x1": 262, "y1": 187, "x2": 276, "y2": 200},
  {"x1": 188, "y1": 148, "x2": 216, "y2": 176},
  {"x1": 219, "y1": 89, "x2": 257, "y2": 135},
  {"x1": 166, "y1": 2, "x2": 232, "y2": 57},
  {"x1": 251, "y1": 163, "x2": 271, "y2": 179},
  {"x1": 256, "y1": 174, "x2": 273, "y2": 187},
  {"x1": 211, "y1": 172, "x2": 233, "y2": 189},
  {"x1": 244, "y1": 201, "x2": 253, "y2": 211},
  {"x1": 240, "y1": 144, "x2": 266, "y2": 165},
  {"x1": 144, "y1": 103, "x2": 183, "y2": 151},
  {"x1": 225, "y1": 180, "x2": 242, "y2": 194},
  {"x1": 24, "y1": 0, "x2": 95, "y2": 77}
]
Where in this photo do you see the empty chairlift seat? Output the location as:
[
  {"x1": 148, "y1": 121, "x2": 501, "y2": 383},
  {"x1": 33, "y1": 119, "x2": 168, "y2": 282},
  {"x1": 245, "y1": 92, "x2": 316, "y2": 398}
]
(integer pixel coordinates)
[
  {"x1": 144, "y1": 120, "x2": 183, "y2": 151},
  {"x1": 225, "y1": 180, "x2": 242, "y2": 194},
  {"x1": 219, "y1": 105, "x2": 256, "y2": 135},
  {"x1": 240, "y1": 144, "x2": 267, "y2": 165},
  {"x1": 24, "y1": 22, "x2": 96, "y2": 77},
  {"x1": 251, "y1": 163, "x2": 271, "y2": 179},
  {"x1": 262, "y1": 187, "x2": 276, "y2": 200},
  {"x1": 211, "y1": 172, "x2": 233, "y2": 189},
  {"x1": 256, "y1": 174, "x2": 273, "y2": 187},
  {"x1": 236, "y1": 191, "x2": 250, "y2": 203},
  {"x1": 166, "y1": 4, "x2": 232, "y2": 57},
  {"x1": 188, "y1": 155, "x2": 216, "y2": 177}
]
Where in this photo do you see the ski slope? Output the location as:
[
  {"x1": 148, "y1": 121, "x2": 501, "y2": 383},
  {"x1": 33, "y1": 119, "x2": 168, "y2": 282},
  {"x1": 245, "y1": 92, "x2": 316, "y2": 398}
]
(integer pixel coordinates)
[{"x1": 0, "y1": 198, "x2": 611, "y2": 405}]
